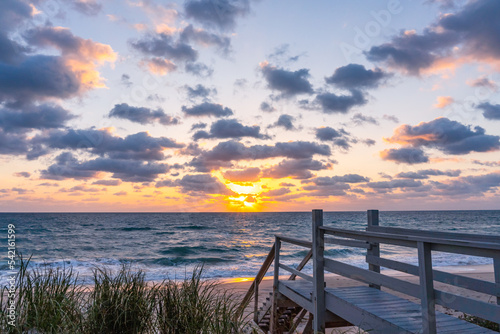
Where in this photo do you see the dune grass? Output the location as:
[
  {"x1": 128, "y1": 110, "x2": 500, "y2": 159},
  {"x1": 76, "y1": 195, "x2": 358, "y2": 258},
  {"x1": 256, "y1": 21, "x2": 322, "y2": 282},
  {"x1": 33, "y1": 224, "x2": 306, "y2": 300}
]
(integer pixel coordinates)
[{"x1": 1, "y1": 257, "x2": 252, "y2": 334}]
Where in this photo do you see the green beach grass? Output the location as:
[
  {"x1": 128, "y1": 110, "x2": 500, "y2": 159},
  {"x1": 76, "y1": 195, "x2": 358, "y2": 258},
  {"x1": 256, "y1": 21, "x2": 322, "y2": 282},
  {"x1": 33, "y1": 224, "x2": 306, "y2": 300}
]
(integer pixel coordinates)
[{"x1": 0, "y1": 257, "x2": 253, "y2": 333}]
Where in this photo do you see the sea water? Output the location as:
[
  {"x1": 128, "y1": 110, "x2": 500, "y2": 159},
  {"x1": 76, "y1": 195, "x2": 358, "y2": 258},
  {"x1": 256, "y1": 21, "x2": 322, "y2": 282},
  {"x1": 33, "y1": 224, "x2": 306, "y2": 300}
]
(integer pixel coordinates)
[{"x1": 1, "y1": 211, "x2": 499, "y2": 284}]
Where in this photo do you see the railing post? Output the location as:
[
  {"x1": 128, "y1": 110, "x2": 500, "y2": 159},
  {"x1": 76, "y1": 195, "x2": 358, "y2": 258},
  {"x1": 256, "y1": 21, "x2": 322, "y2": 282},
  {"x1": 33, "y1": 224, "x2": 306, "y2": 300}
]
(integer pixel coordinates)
[
  {"x1": 366, "y1": 209, "x2": 380, "y2": 289},
  {"x1": 494, "y1": 258, "x2": 500, "y2": 329},
  {"x1": 270, "y1": 236, "x2": 281, "y2": 333},
  {"x1": 253, "y1": 280, "x2": 259, "y2": 323},
  {"x1": 312, "y1": 209, "x2": 325, "y2": 333},
  {"x1": 418, "y1": 241, "x2": 436, "y2": 334}
]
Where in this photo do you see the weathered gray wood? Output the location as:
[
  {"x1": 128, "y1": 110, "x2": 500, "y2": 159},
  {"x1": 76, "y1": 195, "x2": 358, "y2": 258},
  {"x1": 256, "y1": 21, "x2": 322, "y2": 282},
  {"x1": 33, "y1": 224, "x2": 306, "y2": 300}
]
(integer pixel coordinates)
[
  {"x1": 418, "y1": 242, "x2": 436, "y2": 334},
  {"x1": 366, "y1": 255, "x2": 499, "y2": 296},
  {"x1": 367, "y1": 225, "x2": 500, "y2": 244},
  {"x1": 253, "y1": 280, "x2": 258, "y2": 323},
  {"x1": 288, "y1": 308, "x2": 308, "y2": 333},
  {"x1": 270, "y1": 236, "x2": 280, "y2": 333},
  {"x1": 367, "y1": 210, "x2": 381, "y2": 289},
  {"x1": 312, "y1": 209, "x2": 325, "y2": 333},
  {"x1": 289, "y1": 248, "x2": 312, "y2": 280},
  {"x1": 275, "y1": 234, "x2": 312, "y2": 248},
  {"x1": 236, "y1": 243, "x2": 275, "y2": 318},
  {"x1": 279, "y1": 263, "x2": 313, "y2": 282},
  {"x1": 433, "y1": 289, "x2": 500, "y2": 323},
  {"x1": 324, "y1": 257, "x2": 421, "y2": 298},
  {"x1": 324, "y1": 236, "x2": 370, "y2": 249},
  {"x1": 495, "y1": 257, "x2": 500, "y2": 329}
]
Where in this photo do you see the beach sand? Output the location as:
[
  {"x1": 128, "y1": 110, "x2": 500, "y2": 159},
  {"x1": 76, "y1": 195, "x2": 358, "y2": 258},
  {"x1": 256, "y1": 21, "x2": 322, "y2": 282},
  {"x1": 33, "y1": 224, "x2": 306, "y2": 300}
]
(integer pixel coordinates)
[{"x1": 220, "y1": 264, "x2": 496, "y2": 333}]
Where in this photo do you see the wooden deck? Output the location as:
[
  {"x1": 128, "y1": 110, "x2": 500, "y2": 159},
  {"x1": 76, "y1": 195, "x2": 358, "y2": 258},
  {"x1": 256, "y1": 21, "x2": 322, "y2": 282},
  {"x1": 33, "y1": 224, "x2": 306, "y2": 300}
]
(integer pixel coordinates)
[
  {"x1": 280, "y1": 280, "x2": 495, "y2": 333},
  {"x1": 238, "y1": 209, "x2": 500, "y2": 334}
]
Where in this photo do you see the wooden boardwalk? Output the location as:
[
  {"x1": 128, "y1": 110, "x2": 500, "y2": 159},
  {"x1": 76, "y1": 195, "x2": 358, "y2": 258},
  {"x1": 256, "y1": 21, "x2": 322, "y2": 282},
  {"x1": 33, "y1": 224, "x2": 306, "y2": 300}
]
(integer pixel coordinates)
[{"x1": 238, "y1": 210, "x2": 500, "y2": 334}]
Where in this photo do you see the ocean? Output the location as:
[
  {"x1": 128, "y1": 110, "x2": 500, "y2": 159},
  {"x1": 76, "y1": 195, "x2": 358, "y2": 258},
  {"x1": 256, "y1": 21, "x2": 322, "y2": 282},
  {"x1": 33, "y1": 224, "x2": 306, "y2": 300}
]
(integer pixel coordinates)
[{"x1": 1, "y1": 211, "x2": 499, "y2": 285}]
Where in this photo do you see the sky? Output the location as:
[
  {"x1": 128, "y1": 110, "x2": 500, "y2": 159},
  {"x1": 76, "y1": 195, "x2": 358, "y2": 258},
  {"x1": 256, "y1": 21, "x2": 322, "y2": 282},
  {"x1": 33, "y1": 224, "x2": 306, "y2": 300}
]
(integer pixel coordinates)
[{"x1": 0, "y1": 0, "x2": 499, "y2": 212}]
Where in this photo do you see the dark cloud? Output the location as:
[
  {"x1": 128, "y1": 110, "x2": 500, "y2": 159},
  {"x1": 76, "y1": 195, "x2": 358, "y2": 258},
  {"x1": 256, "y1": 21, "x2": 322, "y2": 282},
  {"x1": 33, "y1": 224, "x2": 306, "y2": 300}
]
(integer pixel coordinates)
[
  {"x1": 305, "y1": 174, "x2": 370, "y2": 185},
  {"x1": 185, "y1": 84, "x2": 217, "y2": 101},
  {"x1": 185, "y1": 61, "x2": 213, "y2": 77},
  {"x1": 477, "y1": 102, "x2": 500, "y2": 120},
  {"x1": 223, "y1": 167, "x2": 261, "y2": 182},
  {"x1": 13, "y1": 171, "x2": 30, "y2": 178},
  {"x1": 108, "y1": 103, "x2": 179, "y2": 125},
  {"x1": 397, "y1": 169, "x2": 461, "y2": 179},
  {"x1": 41, "y1": 152, "x2": 170, "y2": 182},
  {"x1": 33, "y1": 129, "x2": 183, "y2": 161},
  {"x1": 261, "y1": 188, "x2": 291, "y2": 197},
  {"x1": 121, "y1": 74, "x2": 132, "y2": 87},
  {"x1": 468, "y1": 77, "x2": 497, "y2": 90},
  {"x1": 300, "y1": 174, "x2": 368, "y2": 197},
  {"x1": 351, "y1": 113, "x2": 379, "y2": 126},
  {"x1": 315, "y1": 127, "x2": 352, "y2": 150},
  {"x1": 386, "y1": 118, "x2": 500, "y2": 155},
  {"x1": 189, "y1": 140, "x2": 331, "y2": 172},
  {"x1": 131, "y1": 33, "x2": 198, "y2": 62},
  {"x1": 193, "y1": 118, "x2": 268, "y2": 140},
  {"x1": 191, "y1": 122, "x2": 207, "y2": 131},
  {"x1": 184, "y1": 0, "x2": 250, "y2": 31},
  {"x1": 431, "y1": 172, "x2": 500, "y2": 196},
  {"x1": 380, "y1": 147, "x2": 429, "y2": 164},
  {"x1": 178, "y1": 173, "x2": 233, "y2": 195},
  {"x1": 260, "y1": 63, "x2": 314, "y2": 98},
  {"x1": 92, "y1": 179, "x2": 122, "y2": 186},
  {"x1": 0, "y1": 103, "x2": 75, "y2": 131},
  {"x1": 279, "y1": 182, "x2": 295, "y2": 187},
  {"x1": 325, "y1": 64, "x2": 390, "y2": 89},
  {"x1": 0, "y1": 33, "x2": 29, "y2": 64},
  {"x1": 366, "y1": 0, "x2": 500, "y2": 75},
  {"x1": 383, "y1": 114, "x2": 400, "y2": 123},
  {"x1": 71, "y1": 0, "x2": 102, "y2": 16},
  {"x1": 260, "y1": 101, "x2": 276, "y2": 112},
  {"x1": 0, "y1": 130, "x2": 30, "y2": 156},
  {"x1": 261, "y1": 158, "x2": 330, "y2": 180},
  {"x1": 366, "y1": 179, "x2": 424, "y2": 190},
  {"x1": 182, "y1": 102, "x2": 233, "y2": 117},
  {"x1": 180, "y1": 24, "x2": 231, "y2": 53},
  {"x1": 0, "y1": 55, "x2": 81, "y2": 104},
  {"x1": 0, "y1": 0, "x2": 33, "y2": 31},
  {"x1": 472, "y1": 159, "x2": 500, "y2": 167},
  {"x1": 272, "y1": 114, "x2": 296, "y2": 130},
  {"x1": 315, "y1": 90, "x2": 367, "y2": 114}
]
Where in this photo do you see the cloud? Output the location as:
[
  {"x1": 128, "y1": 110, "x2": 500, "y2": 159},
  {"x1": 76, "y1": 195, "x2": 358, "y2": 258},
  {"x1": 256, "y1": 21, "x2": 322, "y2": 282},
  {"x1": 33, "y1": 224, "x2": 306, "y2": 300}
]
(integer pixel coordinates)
[
  {"x1": 41, "y1": 152, "x2": 171, "y2": 182},
  {"x1": 271, "y1": 114, "x2": 296, "y2": 130},
  {"x1": 380, "y1": 147, "x2": 430, "y2": 164},
  {"x1": 71, "y1": 0, "x2": 102, "y2": 16},
  {"x1": 261, "y1": 188, "x2": 291, "y2": 197},
  {"x1": 385, "y1": 117, "x2": 500, "y2": 155},
  {"x1": 223, "y1": 167, "x2": 261, "y2": 182},
  {"x1": 92, "y1": 179, "x2": 122, "y2": 186},
  {"x1": 189, "y1": 140, "x2": 331, "y2": 172},
  {"x1": 32, "y1": 129, "x2": 183, "y2": 161},
  {"x1": 131, "y1": 33, "x2": 198, "y2": 62},
  {"x1": 396, "y1": 169, "x2": 461, "y2": 179},
  {"x1": 114, "y1": 191, "x2": 127, "y2": 196},
  {"x1": 180, "y1": 24, "x2": 230, "y2": 54},
  {"x1": 431, "y1": 172, "x2": 500, "y2": 196},
  {"x1": 261, "y1": 158, "x2": 331, "y2": 180},
  {"x1": 477, "y1": 102, "x2": 500, "y2": 120},
  {"x1": 178, "y1": 173, "x2": 233, "y2": 195},
  {"x1": 366, "y1": 179, "x2": 424, "y2": 190},
  {"x1": 184, "y1": 0, "x2": 250, "y2": 31},
  {"x1": 260, "y1": 62, "x2": 314, "y2": 98},
  {"x1": 467, "y1": 77, "x2": 498, "y2": 90},
  {"x1": 300, "y1": 174, "x2": 368, "y2": 197},
  {"x1": 193, "y1": 118, "x2": 268, "y2": 140},
  {"x1": 260, "y1": 101, "x2": 276, "y2": 112},
  {"x1": 14, "y1": 171, "x2": 30, "y2": 178},
  {"x1": 108, "y1": 103, "x2": 179, "y2": 125},
  {"x1": 472, "y1": 159, "x2": 500, "y2": 167},
  {"x1": 366, "y1": 0, "x2": 500, "y2": 74},
  {"x1": 185, "y1": 61, "x2": 213, "y2": 77},
  {"x1": 325, "y1": 64, "x2": 390, "y2": 89},
  {"x1": 0, "y1": 103, "x2": 75, "y2": 131},
  {"x1": 351, "y1": 113, "x2": 379, "y2": 126},
  {"x1": 185, "y1": 84, "x2": 217, "y2": 101},
  {"x1": 0, "y1": 130, "x2": 30, "y2": 156},
  {"x1": 23, "y1": 25, "x2": 117, "y2": 91},
  {"x1": 182, "y1": 102, "x2": 233, "y2": 117},
  {"x1": 315, "y1": 90, "x2": 367, "y2": 114},
  {"x1": 315, "y1": 127, "x2": 352, "y2": 149},
  {"x1": 146, "y1": 57, "x2": 177, "y2": 75},
  {"x1": 434, "y1": 96, "x2": 454, "y2": 108}
]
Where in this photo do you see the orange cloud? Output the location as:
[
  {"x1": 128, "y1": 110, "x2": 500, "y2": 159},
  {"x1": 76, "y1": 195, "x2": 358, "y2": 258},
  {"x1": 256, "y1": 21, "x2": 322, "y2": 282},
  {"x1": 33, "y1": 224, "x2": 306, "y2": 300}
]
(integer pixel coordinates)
[{"x1": 434, "y1": 96, "x2": 454, "y2": 109}]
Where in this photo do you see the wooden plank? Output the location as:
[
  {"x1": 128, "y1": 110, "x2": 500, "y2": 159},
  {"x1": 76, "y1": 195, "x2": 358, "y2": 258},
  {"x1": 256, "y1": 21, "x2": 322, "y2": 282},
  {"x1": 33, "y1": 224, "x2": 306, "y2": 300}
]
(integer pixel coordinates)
[
  {"x1": 288, "y1": 308, "x2": 307, "y2": 333},
  {"x1": 367, "y1": 225, "x2": 500, "y2": 244},
  {"x1": 367, "y1": 210, "x2": 381, "y2": 289},
  {"x1": 253, "y1": 280, "x2": 258, "y2": 323},
  {"x1": 270, "y1": 237, "x2": 280, "y2": 333},
  {"x1": 275, "y1": 234, "x2": 312, "y2": 248},
  {"x1": 366, "y1": 255, "x2": 499, "y2": 297},
  {"x1": 324, "y1": 257, "x2": 421, "y2": 298},
  {"x1": 312, "y1": 209, "x2": 325, "y2": 333},
  {"x1": 418, "y1": 241, "x2": 436, "y2": 334},
  {"x1": 279, "y1": 263, "x2": 313, "y2": 282},
  {"x1": 236, "y1": 243, "x2": 275, "y2": 318},
  {"x1": 324, "y1": 236, "x2": 370, "y2": 249},
  {"x1": 495, "y1": 257, "x2": 500, "y2": 329},
  {"x1": 289, "y1": 249, "x2": 312, "y2": 280}
]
